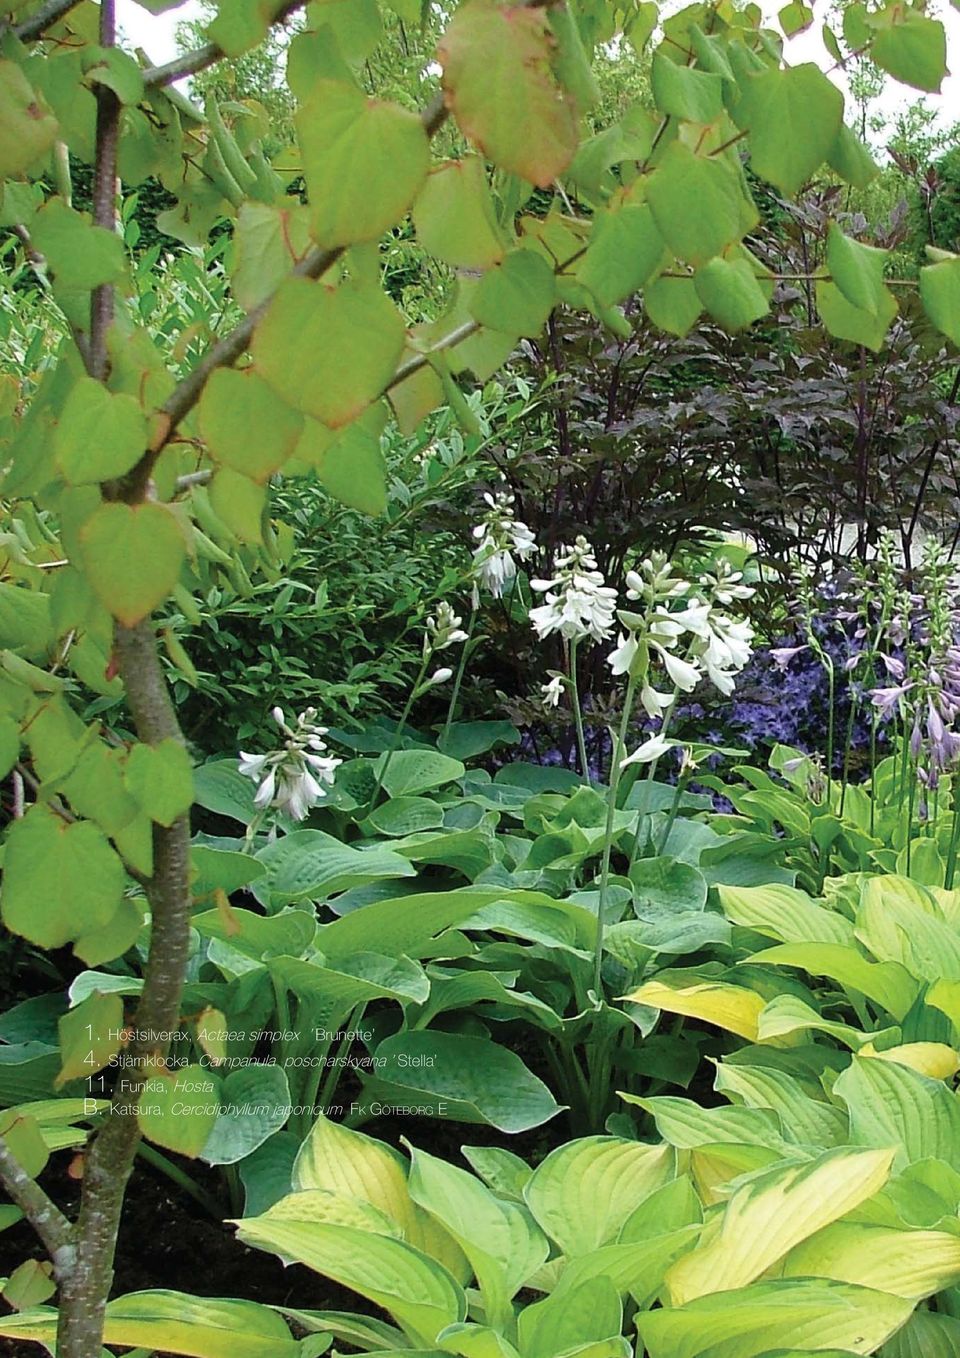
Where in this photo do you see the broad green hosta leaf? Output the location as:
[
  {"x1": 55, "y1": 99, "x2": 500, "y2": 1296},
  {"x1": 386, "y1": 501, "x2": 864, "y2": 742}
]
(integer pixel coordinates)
[
  {"x1": 297, "y1": 79, "x2": 429, "y2": 247},
  {"x1": 756, "y1": 994, "x2": 884, "y2": 1050},
  {"x1": 200, "y1": 1064, "x2": 291, "y2": 1166},
  {"x1": 781, "y1": 1220, "x2": 960, "y2": 1299},
  {"x1": 235, "y1": 1216, "x2": 465, "y2": 1347},
  {"x1": 253, "y1": 1188, "x2": 401, "y2": 1237},
  {"x1": 377, "y1": 750, "x2": 466, "y2": 797},
  {"x1": 549, "y1": 1229, "x2": 701, "y2": 1306},
  {"x1": 716, "y1": 882, "x2": 854, "y2": 946},
  {"x1": 253, "y1": 276, "x2": 405, "y2": 429},
  {"x1": 624, "y1": 1094, "x2": 790, "y2": 1152},
  {"x1": 408, "y1": 1144, "x2": 548, "y2": 1325},
  {"x1": 0, "y1": 1290, "x2": 301, "y2": 1357},
  {"x1": 745, "y1": 943, "x2": 917, "y2": 1021},
  {"x1": 857, "y1": 877, "x2": 960, "y2": 981},
  {"x1": 881, "y1": 1309, "x2": 960, "y2": 1357},
  {"x1": 712, "y1": 1061, "x2": 849, "y2": 1148},
  {"x1": 359, "y1": 1031, "x2": 562, "y2": 1133},
  {"x1": 437, "y1": 0, "x2": 578, "y2": 187},
  {"x1": 625, "y1": 979, "x2": 766, "y2": 1041},
  {"x1": 320, "y1": 887, "x2": 571, "y2": 964},
  {"x1": 733, "y1": 62, "x2": 843, "y2": 195},
  {"x1": 835, "y1": 1055, "x2": 960, "y2": 1171},
  {"x1": 517, "y1": 1276, "x2": 623, "y2": 1358},
  {"x1": 664, "y1": 1146, "x2": 894, "y2": 1305},
  {"x1": 413, "y1": 158, "x2": 505, "y2": 270},
  {"x1": 638, "y1": 1280, "x2": 913, "y2": 1358},
  {"x1": 192, "y1": 905, "x2": 313, "y2": 960},
  {"x1": 293, "y1": 1115, "x2": 467, "y2": 1279},
  {"x1": 412, "y1": 968, "x2": 562, "y2": 1032},
  {"x1": 523, "y1": 1137, "x2": 674, "y2": 1256},
  {"x1": 253, "y1": 828, "x2": 416, "y2": 907},
  {"x1": 366, "y1": 797, "x2": 446, "y2": 837},
  {"x1": 269, "y1": 953, "x2": 429, "y2": 1034}
]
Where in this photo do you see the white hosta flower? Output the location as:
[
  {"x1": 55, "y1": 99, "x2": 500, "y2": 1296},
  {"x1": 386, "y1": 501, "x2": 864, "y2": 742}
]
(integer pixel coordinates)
[
  {"x1": 640, "y1": 682, "x2": 674, "y2": 719},
  {"x1": 428, "y1": 667, "x2": 454, "y2": 686},
  {"x1": 692, "y1": 612, "x2": 755, "y2": 695},
  {"x1": 471, "y1": 490, "x2": 536, "y2": 599},
  {"x1": 541, "y1": 673, "x2": 564, "y2": 708},
  {"x1": 625, "y1": 554, "x2": 691, "y2": 606},
  {"x1": 700, "y1": 559, "x2": 754, "y2": 605},
  {"x1": 529, "y1": 537, "x2": 617, "y2": 644},
  {"x1": 621, "y1": 731, "x2": 675, "y2": 767},
  {"x1": 607, "y1": 631, "x2": 639, "y2": 676},
  {"x1": 426, "y1": 601, "x2": 468, "y2": 652},
  {"x1": 238, "y1": 708, "x2": 342, "y2": 822},
  {"x1": 654, "y1": 645, "x2": 702, "y2": 692}
]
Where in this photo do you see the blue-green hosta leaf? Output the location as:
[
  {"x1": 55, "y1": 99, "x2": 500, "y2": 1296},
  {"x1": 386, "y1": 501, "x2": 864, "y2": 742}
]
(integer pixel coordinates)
[
  {"x1": 389, "y1": 821, "x2": 498, "y2": 878},
  {"x1": 460, "y1": 898, "x2": 595, "y2": 953},
  {"x1": 663, "y1": 1146, "x2": 895, "y2": 1304},
  {"x1": 234, "y1": 1217, "x2": 465, "y2": 1348},
  {"x1": 239, "y1": 1130, "x2": 299, "y2": 1217},
  {"x1": 413, "y1": 968, "x2": 562, "y2": 1032},
  {"x1": 462, "y1": 1146, "x2": 533, "y2": 1202},
  {"x1": 630, "y1": 857, "x2": 709, "y2": 918},
  {"x1": 193, "y1": 760, "x2": 258, "y2": 823},
  {"x1": 524, "y1": 1137, "x2": 674, "y2": 1255},
  {"x1": 193, "y1": 906, "x2": 315, "y2": 962},
  {"x1": 408, "y1": 1143, "x2": 548, "y2": 1325},
  {"x1": 835, "y1": 1055, "x2": 960, "y2": 1171},
  {"x1": 376, "y1": 750, "x2": 465, "y2": 798},
  {"x1": 359, "y1": 1032, "x2": 562, "y2": 1133},
  {"x1": 191, "y1": 846, "x2": 267, "y2": 900},
  {"x1": 637, "y1": 1280, "x2": 913, "y2": 1358},
  {"x1": 716, "y1": 882, "x2": 855, "y2": 945},
  {"x1": 320, "y1": 887, "x2": 560, "y2": 963},
  {"x1": 364, "y1": 797, "x2": 446, "y2": 837},
  {"x1": 781, "y1": 1220, "x2": 960, "y2": 1299},
  {"x1": 269, "y1": 953, "x2": 428, "y2": 1035},
  {"x1": 438, "y1": 720, "x2": 521, "y2": 762},
  {"x1": 200, "y1": 1064, "x2": 291, "y2": 1167},
  {"x1": 253, "y1": 829, "x2": 416, "y2": 908}
]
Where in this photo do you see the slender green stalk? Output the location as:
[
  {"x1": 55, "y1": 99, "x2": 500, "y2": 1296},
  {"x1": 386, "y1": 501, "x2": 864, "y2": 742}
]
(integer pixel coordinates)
[
  {"x1": 568, "y1": 636, "x2": 590, "y2": 781},
  {"x1": 839, "y1": 693, "x2": 859, "y2": 817},
  {"x1": 135, "y1": 1142, "x2": 224, "y2": 1220},
  {"x1": 626, "y1": 691, "x2": 679, "y2": 876},
  {"x1": 441, "y1": 605, "x2": 477, "y2": 744},
  {"x1": 825, "y1": 654, "x2": 836, "y2": 790},
  {"x1": 658, "y1": 772, "x2": 687, "y2": 855},
  {"x1": 594, "y1": 677, "x2": 638, "y2": 994},
  {"x1": 944, "y1": 785, "x2": 960, "y2": 889},
  {"x1": 905, "y1": 762, "x2": 918, "y2": 876},
  {"x1": 371, "y1": 650, "x2": 431, "y2": 805}
]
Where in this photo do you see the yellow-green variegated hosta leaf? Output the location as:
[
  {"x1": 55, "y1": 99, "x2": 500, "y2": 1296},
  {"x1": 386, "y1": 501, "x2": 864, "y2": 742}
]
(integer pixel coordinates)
[
  {"x1": 624, "y1": 980, "x2": 766, "y2": 1042},
  {"x1": 716, "y1": 882, "x2": 855, "y2": 945},
  {"x1": 780, "y1": 1220, "x2": 960, "y2": 1299},
  {"x1": 856, "y1": 875, "x2": 960, "y2": 982},
  {"x1": 835, "y1": 1055, "x2": 960, "y2": 1172},
  {"x1": 859, "y1": 1042, "x2": 960, "y2": 1080},
  {"x1": 522, "y1": 1137, "x2": 674, "y2": 1256},
  {"x1": 663, "y1": 1146, "x2": 895, "y2": 1305},
  {"x1": 712, "y1": 1061, "x2": 849, "y2": 1149},
  {"x1": 638, "y1": 1280, "x2": 914, "y2": 1358},
  {"x1": 744, "y1": 942, "x2": 918, "y2": 1021},
  {"x1": 0, "y1": 1291, "x2": 301, "y2": 1358},
  {"x1": 292, "y1": 1114, "x2": 468, "y2": 1281}
]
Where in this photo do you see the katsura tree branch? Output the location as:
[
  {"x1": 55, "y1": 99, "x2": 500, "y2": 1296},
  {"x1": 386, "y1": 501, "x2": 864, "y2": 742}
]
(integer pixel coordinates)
[
  {"x1": 7, "y1": 0, "x2": 83, "y2": 41},
  {"x1": 120, "y1": 84, "x2": 449, "y2": 501},
  {"x1": 87, "y1": 0, "x2": 120, "y2": 381},
  {"x1": 142, "y1": 0, "x2": 309, "y2": 88},
  {"x1": 0, "y1": 1136, "x2": 75, "y2": 1272}
]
